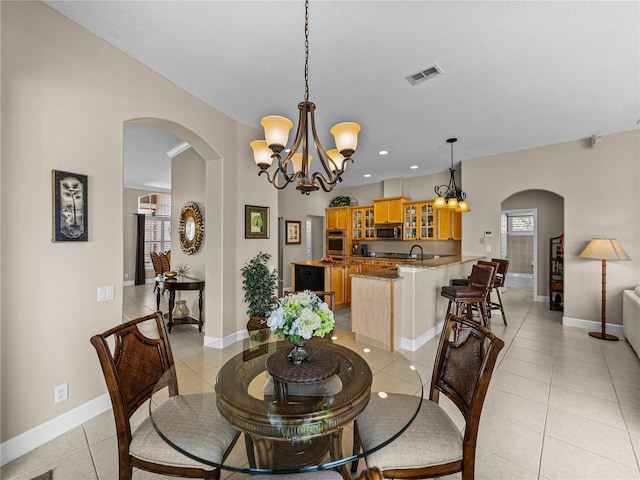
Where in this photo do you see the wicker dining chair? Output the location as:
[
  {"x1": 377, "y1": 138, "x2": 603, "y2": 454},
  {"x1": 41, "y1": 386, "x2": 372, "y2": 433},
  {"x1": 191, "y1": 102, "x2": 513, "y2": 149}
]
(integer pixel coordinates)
[
  {"x1": 90, "y1": 312, "x2": 239, "y2": 480},
  {"x1": 352, "y1": 314, "x2": 504, "y2": 480}
]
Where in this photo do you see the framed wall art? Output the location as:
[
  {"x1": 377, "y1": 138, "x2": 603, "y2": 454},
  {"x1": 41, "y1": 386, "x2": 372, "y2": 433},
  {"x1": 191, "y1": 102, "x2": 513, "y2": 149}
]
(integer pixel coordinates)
[
  {"x1": 245, "y1": 205, "x2": 269, "y2": 239},
  {"x1": 52, "y1": 170, "x2": 88, "y2": 242},
  {"x1": 286, "y1": 220, "x2": 302, "y2": 245}
]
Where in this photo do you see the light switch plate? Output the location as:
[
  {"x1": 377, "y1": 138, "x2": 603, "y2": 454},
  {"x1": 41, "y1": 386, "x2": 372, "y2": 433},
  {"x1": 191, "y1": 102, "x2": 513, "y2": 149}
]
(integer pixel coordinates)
[{"x1": 97, "y1": 286, "x2": 114, "y2": 302}]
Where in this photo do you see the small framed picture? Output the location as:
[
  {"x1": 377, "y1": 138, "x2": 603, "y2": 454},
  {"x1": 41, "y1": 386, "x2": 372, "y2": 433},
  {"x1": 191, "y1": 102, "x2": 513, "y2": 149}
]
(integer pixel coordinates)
[
  {"x1": 286, "y1": 220, "x2": 302, "y2": 245},
  {"x1": 52, "y1": 170, "x2": 88, "y2": 242},
  {"x1": 245, "y1": 205, "x2": 269, "y2": 239}
]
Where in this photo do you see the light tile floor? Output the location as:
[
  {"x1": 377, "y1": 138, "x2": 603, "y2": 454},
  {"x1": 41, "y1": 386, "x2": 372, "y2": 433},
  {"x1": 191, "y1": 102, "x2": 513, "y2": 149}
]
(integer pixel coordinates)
[{"x1": 2, "y1": 286, "x2": 639, "y2": 480}]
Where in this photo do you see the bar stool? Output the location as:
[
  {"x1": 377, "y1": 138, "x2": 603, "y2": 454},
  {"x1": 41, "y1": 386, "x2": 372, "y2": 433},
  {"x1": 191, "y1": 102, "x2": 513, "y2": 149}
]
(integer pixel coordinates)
[
  {"x1": 441, "y1": 264, "x2": 495, "y2": 328},
  {"x1": 486, "y1": 258, "x2": 509, "y2": 324},
  {"x1": 450, "y1": 260, "x2": 508, "y2": 325}
]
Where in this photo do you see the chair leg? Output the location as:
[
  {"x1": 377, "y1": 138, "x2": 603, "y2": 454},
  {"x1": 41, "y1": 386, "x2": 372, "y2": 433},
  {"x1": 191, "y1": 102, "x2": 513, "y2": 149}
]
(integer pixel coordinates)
[
  {"x1": 494, "y1": 287, "x2": 507, "y2": 325},
  {"x1": 351, "y1": 422, "x2": 361, "y2": 473}
]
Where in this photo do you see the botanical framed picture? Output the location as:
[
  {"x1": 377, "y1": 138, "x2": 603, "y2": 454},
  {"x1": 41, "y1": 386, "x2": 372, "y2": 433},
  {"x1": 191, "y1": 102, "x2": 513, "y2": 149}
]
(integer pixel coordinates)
[
  {"x1": 245, "y1": 205, "x2": 269, "y2": 239},
  {"x1": 285, "y1": 220, "x2": 302, "y2": 245},
  {"x1": 52, "y1": 170, "x2": 88, "y2": 242}
]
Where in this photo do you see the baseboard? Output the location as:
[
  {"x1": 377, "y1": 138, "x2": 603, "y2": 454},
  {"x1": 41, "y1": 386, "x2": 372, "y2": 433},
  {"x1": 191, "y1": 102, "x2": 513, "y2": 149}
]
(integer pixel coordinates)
[
  {"x1": 0, "y1": 394, "x2": 111, "y2": 466},
  {"x1": 562, "y1": 316, "x2": 625, "y2": 336},
  {"x1": 535, "y1": 295, "x2": 548, "y2": 303},
  {"x1": 123, "y1": 280, "x2": 135, "y2": 286},
  {"x1": 401, "y1": 320, "x2": 445, "y2": 352},
  {"x1": 204, "y1": 329, "x2": 249, "y2": 349}
]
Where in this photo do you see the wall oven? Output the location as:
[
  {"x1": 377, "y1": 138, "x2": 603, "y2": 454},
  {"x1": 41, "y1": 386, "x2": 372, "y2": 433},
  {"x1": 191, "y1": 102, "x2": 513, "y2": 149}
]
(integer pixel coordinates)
[
  {"x1": 326, "y1": 230, "x2": 347, "y2": 257},
  {"x1": 375, "y1": 224, "x2": 403, "y2": 240}
]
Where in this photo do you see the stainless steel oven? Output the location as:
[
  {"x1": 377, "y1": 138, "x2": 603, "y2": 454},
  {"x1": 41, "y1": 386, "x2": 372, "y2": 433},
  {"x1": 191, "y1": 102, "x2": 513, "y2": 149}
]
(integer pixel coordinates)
[{"x1": 326, "y1": 230, "x2": 347, "y2": 257}]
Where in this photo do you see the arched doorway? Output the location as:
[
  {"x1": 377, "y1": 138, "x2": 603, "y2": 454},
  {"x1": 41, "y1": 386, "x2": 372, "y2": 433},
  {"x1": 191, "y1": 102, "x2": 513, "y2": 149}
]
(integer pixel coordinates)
[
  {"x1": 501, "y1": 189, "x2": 564, "y2": 304},
  {"x1": 122, "y1": 118, "x2": 223, "y2": 341}
]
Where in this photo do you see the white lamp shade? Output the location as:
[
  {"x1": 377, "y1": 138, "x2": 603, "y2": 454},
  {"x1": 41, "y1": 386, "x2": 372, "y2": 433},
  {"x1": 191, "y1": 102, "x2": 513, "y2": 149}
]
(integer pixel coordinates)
[
  {"x1": 261, "y1": 115, "x2": 293, "y2": 149},
  {"x1": 330, "y1": 122, "x2": 361, "y2": 153},
  {"x1": 579, "y1": 238, "x2": 631, "y2": 260},
  {"x1": 250, "y1": 140, "x2": 273, "y2": 167},
  {"x1": 326, "y1": 149, "x2": 346, "y2": 172},
  {"x1": 291, "y1": 153, "x2": 312, "y2": 174}
]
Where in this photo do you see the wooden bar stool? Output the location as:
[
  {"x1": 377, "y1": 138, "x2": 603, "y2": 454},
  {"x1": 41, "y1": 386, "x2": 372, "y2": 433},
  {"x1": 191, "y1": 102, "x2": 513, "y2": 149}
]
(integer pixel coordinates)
[
  {"x1": 441, "y1": 264, "x2": 495, "y2": 328},
  {"x1": 450, "y1": 260, "x2": 508, "y2": 325},
  {"x1": 486, "y1": 258, "x2": 509, "y2": 325}
]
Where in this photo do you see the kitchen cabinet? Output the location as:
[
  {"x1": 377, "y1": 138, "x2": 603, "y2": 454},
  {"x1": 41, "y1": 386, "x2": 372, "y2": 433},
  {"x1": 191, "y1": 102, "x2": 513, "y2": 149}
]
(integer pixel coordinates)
[
  {"x1": 403, "y1": 202, "x2": 435, "y2": 240},
  {"x1": 326, "y1": 207, "x2": 350, "y2": 230},
  {"x1": 437, "y1": 209, "x2": 462, "y2": 240},
  {"x1": 350, "y1": 205, "x2": 375, "y2": 241},
  {"x1": 328, "y1": 263, "x2": 359, "y2": 309},
  {"x1": 373, "y1": 197, "x2": 409, "y2": 224}
]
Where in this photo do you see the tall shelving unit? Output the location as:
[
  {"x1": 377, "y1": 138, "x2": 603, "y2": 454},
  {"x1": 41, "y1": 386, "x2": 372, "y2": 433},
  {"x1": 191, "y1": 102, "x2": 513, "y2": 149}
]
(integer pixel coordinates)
[{"x1": 549, "y1": 235, "x2": 564, "y2": 311}]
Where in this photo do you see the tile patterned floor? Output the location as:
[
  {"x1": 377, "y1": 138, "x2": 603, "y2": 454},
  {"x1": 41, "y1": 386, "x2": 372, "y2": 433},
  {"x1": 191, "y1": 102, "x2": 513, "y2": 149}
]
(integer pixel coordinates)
[{"x1": 2, "y1": 286, "x2": 639, "y2": 480}]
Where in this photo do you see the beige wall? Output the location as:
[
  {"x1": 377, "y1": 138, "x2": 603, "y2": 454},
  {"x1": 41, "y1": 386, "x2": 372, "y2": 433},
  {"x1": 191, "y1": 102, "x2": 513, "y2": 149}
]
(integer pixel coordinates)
[
  {"x1": 462, "y1": 131, "x2": 640, "y2": 326},
  {"x1": 0, "y1": 1, "x2": 276, "y2": 452}
]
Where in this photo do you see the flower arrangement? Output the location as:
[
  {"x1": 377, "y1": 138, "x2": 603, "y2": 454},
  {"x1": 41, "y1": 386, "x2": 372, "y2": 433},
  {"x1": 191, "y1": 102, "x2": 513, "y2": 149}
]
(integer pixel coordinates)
[{"x1": 267, "y1": 290, "x2": 335, "y2": 344}]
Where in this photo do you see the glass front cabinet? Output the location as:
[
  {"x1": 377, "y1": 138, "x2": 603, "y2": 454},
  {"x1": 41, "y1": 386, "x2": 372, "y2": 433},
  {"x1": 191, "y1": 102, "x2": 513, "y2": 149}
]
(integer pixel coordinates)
[{"x1": 404, "y1": 202, "x2": 435, "y2": 240}]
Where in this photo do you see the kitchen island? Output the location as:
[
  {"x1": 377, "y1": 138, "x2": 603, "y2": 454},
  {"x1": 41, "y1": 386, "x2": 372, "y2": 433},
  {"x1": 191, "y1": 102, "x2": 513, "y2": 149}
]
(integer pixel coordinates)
[
  {"x1": 350, "y1": 256, "x2": 483, "y2": 351},
  {"x1": 291, "y1": 260, "x2": 361, "y2": 310}
]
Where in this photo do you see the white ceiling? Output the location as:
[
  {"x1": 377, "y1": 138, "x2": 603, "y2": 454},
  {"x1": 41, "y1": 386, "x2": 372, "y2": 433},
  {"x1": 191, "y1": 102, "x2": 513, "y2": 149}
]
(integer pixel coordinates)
[{"x1": 45, "y1": 1, "x2": 640, "y2": 191}]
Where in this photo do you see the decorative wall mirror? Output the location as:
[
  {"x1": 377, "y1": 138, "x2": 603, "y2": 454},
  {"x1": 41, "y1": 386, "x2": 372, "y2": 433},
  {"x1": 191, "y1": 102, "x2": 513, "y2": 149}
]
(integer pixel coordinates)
[{"x1": 179, "y1": 201, "x2": 204, "y2": 255}]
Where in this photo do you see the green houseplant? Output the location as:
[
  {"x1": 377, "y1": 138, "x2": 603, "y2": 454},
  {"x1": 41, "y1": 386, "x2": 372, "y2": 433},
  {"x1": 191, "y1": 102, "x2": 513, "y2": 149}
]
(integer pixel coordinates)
[{"x1": 241, "y1": 251, "x2": 278, "y2": 331}]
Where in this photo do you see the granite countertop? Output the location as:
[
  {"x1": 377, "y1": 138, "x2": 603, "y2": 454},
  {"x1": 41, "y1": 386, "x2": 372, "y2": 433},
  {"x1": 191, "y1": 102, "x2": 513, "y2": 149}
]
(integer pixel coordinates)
[
  {"x1": 351, "y1": 267, "x2": 403, "y2": 282},
  {"x1": 291, "y1": 260, "x2": 362, "y2": 268},
  {"x1": 351, "y1": 255, "x2": 483, "y2": 281}
]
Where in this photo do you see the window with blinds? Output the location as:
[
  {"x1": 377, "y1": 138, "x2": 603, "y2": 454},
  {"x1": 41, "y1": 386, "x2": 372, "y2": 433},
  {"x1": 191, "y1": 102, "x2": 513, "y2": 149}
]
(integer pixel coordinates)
[{"x1": 138, "y1": 194, "x2": 171, "y2": 268}]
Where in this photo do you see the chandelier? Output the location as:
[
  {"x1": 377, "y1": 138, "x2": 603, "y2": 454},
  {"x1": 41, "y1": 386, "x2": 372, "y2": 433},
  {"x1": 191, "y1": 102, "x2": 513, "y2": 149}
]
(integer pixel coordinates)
[
  {"x1": 250, "y1": 0, "x2": 361, "y2": 195},
  {"x1": 433, "y1": 138, "x2": 470, "y2": 212}
]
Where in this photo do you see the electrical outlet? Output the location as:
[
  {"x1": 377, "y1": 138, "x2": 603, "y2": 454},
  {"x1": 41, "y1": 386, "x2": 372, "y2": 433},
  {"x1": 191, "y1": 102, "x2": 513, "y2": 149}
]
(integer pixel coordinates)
[{"x1": 55, "y1": 383, "x2": 68, "y2": 403}]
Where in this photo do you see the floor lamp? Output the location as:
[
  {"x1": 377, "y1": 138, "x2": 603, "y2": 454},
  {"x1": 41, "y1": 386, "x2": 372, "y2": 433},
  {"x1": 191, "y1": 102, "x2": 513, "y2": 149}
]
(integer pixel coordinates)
[{"x1": 579, "y1": 238, "x2": 631, "y2": 341}]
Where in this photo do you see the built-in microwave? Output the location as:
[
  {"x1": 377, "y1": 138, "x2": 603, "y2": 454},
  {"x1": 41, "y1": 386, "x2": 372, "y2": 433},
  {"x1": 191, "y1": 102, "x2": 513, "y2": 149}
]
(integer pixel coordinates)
[
  {"x1": 326, "y1": 230, "x2": 347, "y2": 256},
  {"x1": 375, "y1": 224, "x2": 403, "y2": 240}
]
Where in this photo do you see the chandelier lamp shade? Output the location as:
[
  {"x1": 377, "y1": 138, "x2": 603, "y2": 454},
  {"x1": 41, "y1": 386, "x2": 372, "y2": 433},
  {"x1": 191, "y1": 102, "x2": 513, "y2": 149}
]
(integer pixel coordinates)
[
  {"x1": 250, "y1": 1, "x2": 361, "y2": 195},
  {"x1": 579, "y1": 238, "x2": 631, "y2": 341},
  {"x1": 433, "y1": 138, "x2": 470, "y2": 212}
]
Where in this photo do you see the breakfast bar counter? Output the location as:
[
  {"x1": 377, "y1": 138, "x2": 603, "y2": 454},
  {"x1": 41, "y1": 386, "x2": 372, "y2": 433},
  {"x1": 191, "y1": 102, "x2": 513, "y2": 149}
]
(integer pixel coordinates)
[{"x1": 351, "y1": 256, "x2": 483, "y2": 351}]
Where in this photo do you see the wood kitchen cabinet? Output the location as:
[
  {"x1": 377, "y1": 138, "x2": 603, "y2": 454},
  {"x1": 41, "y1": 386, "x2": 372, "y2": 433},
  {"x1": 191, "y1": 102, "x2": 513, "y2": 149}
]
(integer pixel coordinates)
[
  {"x1": 326, "y1": 207, "x2": 350, "y2": 230},
  {"x1": 351, "y1": 205, "x2": 375, "y2": 241},
  {"x1": 328, "y1": 263, "x2": 359, "y2": 308},
  {"x1": 404, "y1": 202, "x2": 435, "y2": 240},
  {"x1": 373, "y1": 197, "x2": 409, "y2": 224},
  {"x1": 437, "y1": 209, "x2": 462, "y2": 240}
]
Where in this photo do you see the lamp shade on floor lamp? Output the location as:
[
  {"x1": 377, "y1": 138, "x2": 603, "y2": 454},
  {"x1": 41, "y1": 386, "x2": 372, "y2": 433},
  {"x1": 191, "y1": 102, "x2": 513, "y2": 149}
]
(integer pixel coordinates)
[{"x1": 579, "y1": 238, "x2": 631, "y2": 341}]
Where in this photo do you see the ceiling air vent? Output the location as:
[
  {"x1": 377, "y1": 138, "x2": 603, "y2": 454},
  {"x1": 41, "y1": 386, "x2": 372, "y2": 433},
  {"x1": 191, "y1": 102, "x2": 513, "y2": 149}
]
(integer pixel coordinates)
[{"x1": 406, "y1": 65, "x2": 443, "y2": 86}]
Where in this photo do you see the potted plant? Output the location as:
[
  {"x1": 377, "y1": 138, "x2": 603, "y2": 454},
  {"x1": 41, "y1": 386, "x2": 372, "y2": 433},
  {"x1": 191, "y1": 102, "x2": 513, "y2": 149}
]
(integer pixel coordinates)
[{"x1": 241, "y1": 251, "x2": 278, "y2": 332}]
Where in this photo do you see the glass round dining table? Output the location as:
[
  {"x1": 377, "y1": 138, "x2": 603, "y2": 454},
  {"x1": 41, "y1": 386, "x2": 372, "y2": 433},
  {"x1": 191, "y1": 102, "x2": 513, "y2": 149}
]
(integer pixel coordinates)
[{"x1": 149, "y1": 331, "x2": 423, "y2": 478}]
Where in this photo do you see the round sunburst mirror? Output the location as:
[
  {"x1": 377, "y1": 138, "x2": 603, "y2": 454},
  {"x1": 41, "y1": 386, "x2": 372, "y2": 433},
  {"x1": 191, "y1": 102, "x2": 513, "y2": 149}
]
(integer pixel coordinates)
[{"x1": 179, "y1": 201, "x2": 203, "y2": 255}]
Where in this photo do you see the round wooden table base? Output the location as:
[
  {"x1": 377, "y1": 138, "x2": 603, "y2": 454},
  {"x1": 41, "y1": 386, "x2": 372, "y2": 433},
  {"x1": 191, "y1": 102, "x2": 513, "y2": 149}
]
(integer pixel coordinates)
[{"x1": 589, "y1": 331, "x2": 619, "y2": 341}]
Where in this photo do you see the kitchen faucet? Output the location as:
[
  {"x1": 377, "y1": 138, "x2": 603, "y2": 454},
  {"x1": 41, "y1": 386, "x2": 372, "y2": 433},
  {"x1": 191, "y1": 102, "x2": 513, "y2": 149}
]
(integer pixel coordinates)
[{"x1": 409, "y1": 244, "x2": 424, "y2": 260}]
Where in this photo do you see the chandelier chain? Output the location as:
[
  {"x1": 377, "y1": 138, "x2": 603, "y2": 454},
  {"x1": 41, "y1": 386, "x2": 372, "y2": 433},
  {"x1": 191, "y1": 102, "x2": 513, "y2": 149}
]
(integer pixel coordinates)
[{"x1": 304, "y1": 0, "x2": 309, "y2": 102}]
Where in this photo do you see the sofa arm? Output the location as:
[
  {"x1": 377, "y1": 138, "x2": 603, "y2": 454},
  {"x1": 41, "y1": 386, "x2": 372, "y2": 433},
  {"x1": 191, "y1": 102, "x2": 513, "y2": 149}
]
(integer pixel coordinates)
[{"x1": 623, "y1": 289, "x2": 640, "y2": 358}]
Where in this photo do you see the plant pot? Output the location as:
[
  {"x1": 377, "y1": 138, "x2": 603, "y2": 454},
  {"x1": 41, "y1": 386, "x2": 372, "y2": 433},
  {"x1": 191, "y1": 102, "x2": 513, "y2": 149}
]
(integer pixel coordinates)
[{"x1": 247, "y1": 315, "x2": 268, "y2": 331}]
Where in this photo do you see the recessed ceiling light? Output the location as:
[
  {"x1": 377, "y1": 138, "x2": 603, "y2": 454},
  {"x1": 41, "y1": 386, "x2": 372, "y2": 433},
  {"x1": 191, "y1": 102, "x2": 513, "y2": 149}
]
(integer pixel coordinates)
[
  {"x1": 410, "y1": 165, "x2": 418, "y2": 169},
  {"x1": 378, "y1": 150, "x2": 388, "y2": 155},
  {"x1": 364, "y1": 174, "x2": 371, "y2": 178}
]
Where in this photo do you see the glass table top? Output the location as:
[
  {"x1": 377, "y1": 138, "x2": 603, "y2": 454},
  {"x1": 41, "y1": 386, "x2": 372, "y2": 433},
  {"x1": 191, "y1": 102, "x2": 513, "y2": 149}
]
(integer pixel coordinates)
[{"x1": 149, "y1": 331, "x2": 423, "y2": 474}]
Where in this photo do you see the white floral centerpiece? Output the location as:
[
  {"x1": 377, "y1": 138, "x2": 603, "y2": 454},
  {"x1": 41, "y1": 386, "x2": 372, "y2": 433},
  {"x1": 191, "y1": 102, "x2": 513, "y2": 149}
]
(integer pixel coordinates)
[{"x1": 267, "y1": 290, "x2": 335, "y2": 363}]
